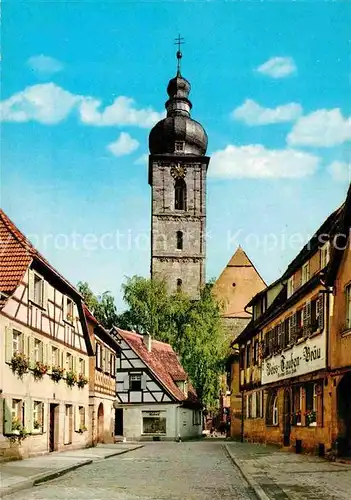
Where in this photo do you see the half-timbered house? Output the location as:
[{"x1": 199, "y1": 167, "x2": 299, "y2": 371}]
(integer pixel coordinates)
[
  {"x1": 112, "y1": 328, "x2": 202, "y2": 441},
  {"x1": 84, "y1": 307, "x2": 119, "y2": 444},
  {"x1": 0, "y1": 210, "x2": 93, "y2": 460}
]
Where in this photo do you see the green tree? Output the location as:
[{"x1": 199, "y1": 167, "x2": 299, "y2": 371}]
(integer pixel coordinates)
[
  {"x1": 77, "y1": 281, "x2": 118, "y2": 329},
  {"x1": 119, "y1": 276, "x2": 226, "y2": 408}
]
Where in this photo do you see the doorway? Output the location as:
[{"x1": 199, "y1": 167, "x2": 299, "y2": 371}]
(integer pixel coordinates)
[
  {"x1": 337, "y1": 373, "x2": 351, "y2": 456},
  {"x1": 115, "y1": 408, "x2": 123, "y2": 436},
  {"x1": 97, "y1": 403, "x2": 104, "y2": 443},
  {"x1": 49, "y1": 404, "x2": 58, "y2": 452},
  {"x1": 283, "y1": 389, "x2": 291, "y2": 447}
]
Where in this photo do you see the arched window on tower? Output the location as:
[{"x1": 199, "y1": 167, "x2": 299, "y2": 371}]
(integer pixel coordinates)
[
  {"x1": 176, "y1": 231, "x2": 183, "y2": 250},
  {"x1": 174, "y1": 178, "x2": 186, "y2": 211},
  {"x1": 177, "y1": 279, "x2": 182, "y2": 293}
]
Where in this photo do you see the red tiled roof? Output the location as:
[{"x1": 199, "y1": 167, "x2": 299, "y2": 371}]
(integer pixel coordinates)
[
  {"x1": 116, "y1": 328, "x2": 201, "y2": 407},
  {"x1": 0, "y1": 210, "x2": 33, "y2": 297},
  {"x1": 0, "y1": 209, "x2": 81, "y2": 308}
]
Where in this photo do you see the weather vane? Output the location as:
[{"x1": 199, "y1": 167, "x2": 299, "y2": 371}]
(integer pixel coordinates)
[{"x1": 174, "y1": 34, "x2": 184, "y2": 75}]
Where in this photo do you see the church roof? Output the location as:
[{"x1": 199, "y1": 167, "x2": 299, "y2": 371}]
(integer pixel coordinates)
[
  {"x1": 212, "y1": 246, "x2": 266, "y2": 319},
  {"x1": 115, "y1": 328, "x2": 201, "y2": 408}
]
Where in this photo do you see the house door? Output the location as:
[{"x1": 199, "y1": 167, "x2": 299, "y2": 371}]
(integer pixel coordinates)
[
  {"x1": 49, "y1": 404, "x2": 58, "y2": 452},
  {"x1": 97, "y1": 403, "x2": 104, "y2": 443},
  {"x1": 283, "y1": 389, "x2": 291, "y2": 446},
  {"x1": 337, "y1": 373, "x2": 351, "y2": 456},
  {"x1": 115, "y1": 408, "x2": 123, "y2": 436}
]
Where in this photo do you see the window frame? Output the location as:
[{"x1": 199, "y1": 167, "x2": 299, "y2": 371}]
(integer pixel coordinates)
[
  {"x1": 12, "y1": 329, "x2": 23, "y2": 356},
  {"x1": 287, "y1": 276, "x2": 295, "y2": 298},
  {"x1": 301, "y1": 262, "x2": 310, "y2": 285},
  {"x1": 130, "y1": 373, "x2": 142, "y2": 391},
  {"x1": 176, "y1": 230, "x2": 183, "y2": 250},
  {"x1": 345, "y1": 284, "x2": 351, "y2": 330},
  {"x1": 174, "y1": 178, "x2": 187, "y2": 211}
]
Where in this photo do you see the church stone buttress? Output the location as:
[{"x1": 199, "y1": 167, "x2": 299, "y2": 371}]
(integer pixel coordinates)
[{"x1": 148, "y1": 49, "x2": 210, "y2": 298}]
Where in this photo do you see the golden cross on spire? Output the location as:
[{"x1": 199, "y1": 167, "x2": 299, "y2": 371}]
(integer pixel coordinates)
[{"x1": 174, "y1": 34, "x2": 184, "y2": 75}]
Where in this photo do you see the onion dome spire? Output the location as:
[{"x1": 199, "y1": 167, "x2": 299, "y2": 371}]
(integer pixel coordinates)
[{"x1": 148, "y1": 37, "x2": 208, "y2": 156}]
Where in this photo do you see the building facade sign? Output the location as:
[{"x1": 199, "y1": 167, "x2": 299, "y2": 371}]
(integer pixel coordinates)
[{"x1": 261, "y1": 332, "x2": 326, "y2": 384}]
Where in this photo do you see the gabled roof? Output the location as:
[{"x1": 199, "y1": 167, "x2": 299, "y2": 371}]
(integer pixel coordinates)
[
  {"x1": 326, "y1": 183, "x2": 351, "y2": 285},
  {"x1": 84, "y1": 305, "x2": 120, "y2": 351},
  {"x1": 0, "y1": 209, "x2": 82, "y2": 309},
  {"x1": 114, "y1": 328, "x2": 201, "y2": 408},
  {"x1": 212, "y1": 246, "x2": 266, "y2": 318}
]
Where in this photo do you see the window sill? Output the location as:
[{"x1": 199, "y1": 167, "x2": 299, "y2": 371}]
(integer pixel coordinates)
[
  {"x1": 309, "y1": 329, "x2": 322, "y2": 339},
  {"x1": 265, "y1": 424, "x2": 279, "y2": 428},
  {"x1": 341, "y1": 328, "x2": 351, "y2": 338},
  {"x1": 31, "y1": 429, "x2": 43, "y2": 435},
  {"x1": 29, "y1": 300, "x2": 46, "y2": 311}
]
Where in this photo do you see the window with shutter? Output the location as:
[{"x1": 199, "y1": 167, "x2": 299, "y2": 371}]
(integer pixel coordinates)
[
  {"x1": 345, "y1": 285, "x2": 351, "y2": 330},
  {"x1": 317, "y1": 294, "x2": 324, "y2": 331}
]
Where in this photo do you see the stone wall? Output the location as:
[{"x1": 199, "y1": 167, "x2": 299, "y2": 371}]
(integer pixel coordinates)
[{"x1": 150, "y1": 158, "x2": 207, "y2": 298}]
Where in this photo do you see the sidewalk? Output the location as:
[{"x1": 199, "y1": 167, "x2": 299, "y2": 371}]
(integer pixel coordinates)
[
  {"x1": 225, "y1": 442, "x2": 351, "y2": 500},
  {"x1": 0, "y1": 443, "x2": 143, "y2": 498}
]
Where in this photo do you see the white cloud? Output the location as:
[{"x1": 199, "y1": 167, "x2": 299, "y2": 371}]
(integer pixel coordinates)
[
  {"x1": 27, "y1": 55, "x2": 64, "y2": 77},
  {"x1": 209, "y1": 144, "x2": 319, "y2": 179},
  {"x1": 0, "y1": 83, "x2": 80, "y2": 124},
  {"x1": 327, "y1": 161, "x2": 351, "y2": 182},
  {"x1": 287, "y1": 109, "x2": 351, "y2": 147},
  {"x1": 107, "y1": 132, "x2": 139, "y2": 157},
  {"x1": 79, "y1": 96, "x2": 164, "y2": 128},
  {"x1": 134, "y1": 153, "x2": 148, "y2": 165},
  {"x1": 232, "y1": 99, "x2": 302, "y2": 125},
  {"x1": 256, "y1": 57, "x2": 297, "y2": 78},
  {"x1": 0, "y1": 83, "x2": 163, "y2": 128}
]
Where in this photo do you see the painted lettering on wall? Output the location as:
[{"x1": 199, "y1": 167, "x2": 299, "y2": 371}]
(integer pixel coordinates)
[{"x1": 262, "y1": 334, "x2": 325, "y2": 384}]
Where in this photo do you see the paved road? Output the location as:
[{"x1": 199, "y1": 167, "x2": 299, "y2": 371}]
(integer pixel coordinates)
[{"x1": 4, "y1": 442, "x2": 257, "y2": 500}]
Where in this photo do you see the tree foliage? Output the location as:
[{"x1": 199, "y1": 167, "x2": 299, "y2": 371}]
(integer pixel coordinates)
[
  {"x1": 77, "y1": 281, "x2": 118, "y2": 329},
  {"x1": 119, "y1": 276, "x2": 227, "y2": 408},
  {"x1": 77, "y1": 277, "x2": 227, "y2": 408}
]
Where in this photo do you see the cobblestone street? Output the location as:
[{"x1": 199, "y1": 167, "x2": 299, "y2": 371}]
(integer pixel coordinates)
[{"x1": 3, "y1": 442, "x2": 257, "y2": 500}]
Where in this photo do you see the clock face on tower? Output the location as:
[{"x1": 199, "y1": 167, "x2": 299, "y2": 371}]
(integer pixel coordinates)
[{"x1": 170, "y1": 163, "x2": 187, "y2": 179}]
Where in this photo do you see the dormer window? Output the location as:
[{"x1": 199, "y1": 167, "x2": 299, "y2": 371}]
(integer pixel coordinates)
[
  {"x1": 287, "y1": 276, "x2": 295, "y2": 298},
  {"x1": 174, "y1": 141, "x2": 184, "y2": 152},
  {"x1": 320, "y1": 242, "x2": 330, "y2": 269},
  {"x1": 301, "y1": 262, "x2": 310, "y2": 285}
]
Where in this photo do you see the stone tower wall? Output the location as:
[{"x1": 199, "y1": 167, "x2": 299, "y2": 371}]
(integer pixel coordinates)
[{"x1": 150, "y1": 158, "x2": 208, "y2": 298}]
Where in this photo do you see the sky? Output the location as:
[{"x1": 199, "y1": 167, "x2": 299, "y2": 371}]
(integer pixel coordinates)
[{"x1": 1, "y1": 1, "x2": 350, "y2": 309}]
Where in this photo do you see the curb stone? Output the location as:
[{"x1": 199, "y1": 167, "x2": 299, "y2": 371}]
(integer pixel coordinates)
[
  {"x1": 1, "y1": 445, "x2": 144, "y2": 498},
  {"x1": 224, "y1": 444, "x2": 271, "y2": 500},
  {"x1": 1, "y1": 459, "x2": 93, "y2": 498}
]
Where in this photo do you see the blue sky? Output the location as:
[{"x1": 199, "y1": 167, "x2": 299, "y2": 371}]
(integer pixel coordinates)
[{"x1": 1, "y1": 1, "x2": 350, "y2": 308}]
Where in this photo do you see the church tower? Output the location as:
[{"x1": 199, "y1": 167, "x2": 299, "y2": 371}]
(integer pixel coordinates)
[{"x1": 148, "y1": 47, "x2": 210, "y2": 298}]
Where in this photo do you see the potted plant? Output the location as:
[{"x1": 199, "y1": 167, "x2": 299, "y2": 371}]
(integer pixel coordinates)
[
  {"x1": 33, "y1": 361, "x2": 48, "y2": 380},
  {"x1": 9, "y1": 418, "x2": 29, "y2": 443},
  {"x1": 66, "y1": 370, "x2": 77, "y2": 387},
  {"x1": 10, "y1": 352, "x2": 29, "y2": 378},
  {"x1": 33, "y1": 420, "x2": 41, "y2": 432},
  {"x1": 51, "y1": 365, "x2": 65, "y2": 382},
  {"x1": 77, "y1": 373, "x2": 88, "y2": 388},
  {"x1": 66, "y1": 312, "x2": 74, "y2": 323},
  {"x1": 306, "y1": 410, "x2": 317, "y2": 426}
]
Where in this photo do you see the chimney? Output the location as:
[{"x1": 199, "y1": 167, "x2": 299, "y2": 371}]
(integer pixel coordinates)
[{"x1": 143, "y1": 332, "x2": 152, "y2": 352}]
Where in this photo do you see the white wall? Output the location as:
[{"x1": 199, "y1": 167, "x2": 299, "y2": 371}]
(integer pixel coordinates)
[{"x1": 119, "y1": 404, "x2": 202, "y2": 441}]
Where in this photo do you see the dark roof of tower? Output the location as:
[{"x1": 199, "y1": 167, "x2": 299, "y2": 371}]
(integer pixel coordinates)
[{"x1": 149, "y1": 60, "x2": 208, "y2": 156}]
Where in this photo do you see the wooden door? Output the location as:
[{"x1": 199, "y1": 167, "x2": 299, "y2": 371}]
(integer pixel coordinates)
[
  {"x1": 114, "y1": 408, "x2": 123, "y2": 436},
  {"x1": 49, "y1": 404, "x2": 57, "y2": 452}
]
